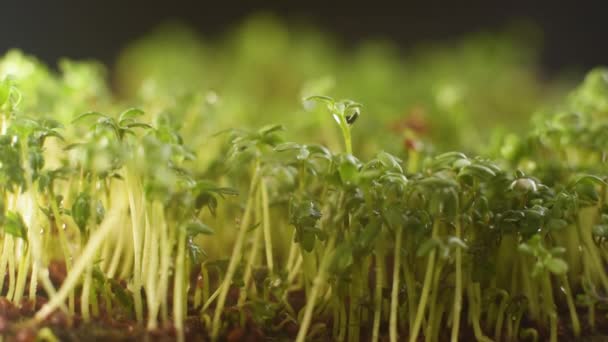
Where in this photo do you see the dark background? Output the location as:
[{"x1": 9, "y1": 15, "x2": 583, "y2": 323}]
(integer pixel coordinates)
[{"x1": 1, "y1": 1, "x2": 606, "y2": 74}]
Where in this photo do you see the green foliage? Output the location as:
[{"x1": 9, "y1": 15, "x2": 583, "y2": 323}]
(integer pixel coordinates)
[
  {"x1": 0, "y1": 15, "x2": 606, "y2": 342},
  {"x1": 4, "y1": 211, "x2": 27, "y2": 241}
]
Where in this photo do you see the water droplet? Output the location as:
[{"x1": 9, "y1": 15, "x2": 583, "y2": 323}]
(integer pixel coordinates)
[
  {"x1": 62, "y1": 223, "x2": 67, "y2": 230},
  {"x1": 560, "y1": 286, "x2": 567, "y2": 295}
]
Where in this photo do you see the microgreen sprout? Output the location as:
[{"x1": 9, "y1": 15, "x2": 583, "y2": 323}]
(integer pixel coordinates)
[
  {"x1": 304, "y1": 95, "x2": 361, "y2": 155},
  {"x1": 0, "y1": 27, "x2": 606, "y2": 342}
]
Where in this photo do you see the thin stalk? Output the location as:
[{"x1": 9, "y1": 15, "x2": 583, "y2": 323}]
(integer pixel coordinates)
[
  {"x1": 210, "y1": 165, "x2": 260, "y2": 341},
  {"x1": 238, "y1": 186, "x2": 264, "y2": 306},
  {"x1": 48, "y1": 190, "x2": 75, "y2": 314},
  {"x1": 12, "y1": 242, "x2": 30, "y2": 303},
  {"x1": 432, "y1": 299, "x2": 447, "y2": 342},
  {"x1": 35, "y1": 199, "x2": 123, "y2": 321},
  {"x1": 261, "y1": 178, "x2": 274, "y2": 274},
  {"x1": 295, "y1": 235, "x2": 336, "y2": 342},
  {"x1": 106, "y1": 220, "x2": 125, "y2": 278},
  {"x1": 125, "y1": 168, "x2": 144, "y2": 322},
  {"x1": 338, "y1": 299, "x2": 347, "y2": 342},
  {"x1": 5, "y1": 237, "x2": 15, "y2": 300},
  {"x1": 542, "y1": 273, "x2": 557, "y2": 342},
  {"x1": 467, "y1": 282, "x2": 491, "y2": 342},
  {"x1": 403, "y1": 250, "x2": 416, "y2": 332},
  {"x1": 450, "y1": 218, "x2": 463, "y2": 342},
  {"x1": 425, "y1": 258, "x2": 445, "y2": 342},
  {"x1": 286, "y1": 230, "x2": 298, "y2": 275},
  {"x1": 390, "y1": 225, "x2": 403, "y2": 342},
  {"x1": 348, "y1": 265, "x2": 361, "y2": 342},
  {"x1": 287, "y1": 254, "x2": 303, "y2": 284},
  {"x1": 81, "y1": 263, "x2": 92, "y2": 322},
  {"x1": 576, "y1": 218, "x2": 608, "y2": 291},
  {"x1": 201, "y1": 263, "x2": 210, "y2": 310},
  {"x1": 201, "y1": 286, "x2": 221, "y2": 313},
  {"x1": 493, "y1": 290, "x2": 509, "y2": 342},
  {"x1": 172, "y1": 227, "x2": 187, "y2": 341},
  {"x1": 560, "y1": 274, "x2": 580, "y2": 338},
  {"x1": 0, "y1": 237, "x2": 10, "y2": 294},
  {"x1": 332, "y1": 298, "x2": 339, "y2": 339},
  {"x1": 28, "y1": 250, "x2": 37, "y2": 306},
  {"x1": 520, "y1": 256, "x2": 539, "y2": 320},
  {"x1": 371, "y1": 243, "x2": 384, "y2": 342},
  {"x1": 146, "y1": 208, "x2": 160, "y2": 329},
  {"x1": 158, "y1": 218, "x2": 173, "y2": 327},
  {"x1": 409, "y1": 220, "x2": 439, "y2": 342}
]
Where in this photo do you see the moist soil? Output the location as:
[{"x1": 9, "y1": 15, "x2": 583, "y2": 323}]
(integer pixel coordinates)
[{"x1": 1, "y1": 260, "x2": 608, "y2": 341}]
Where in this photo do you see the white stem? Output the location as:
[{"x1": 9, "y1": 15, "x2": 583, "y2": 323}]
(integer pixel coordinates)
[
  {"x1": 35, "y1": 202, "x2": 123, "y2": 321},
  {"x1": 261, "y1": 179, "x2": 273, "y2": 274}
]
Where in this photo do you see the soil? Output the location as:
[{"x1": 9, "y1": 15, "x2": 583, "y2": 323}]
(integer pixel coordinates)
[{"x1": 1, "y1": 260, "x2": 608, "y2": 341}]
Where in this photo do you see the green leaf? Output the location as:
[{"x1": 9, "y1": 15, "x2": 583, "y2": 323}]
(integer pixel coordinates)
[
  {"x1": 118, "y1": 108, "x2": 145, "y2": 122},
  {"x1": 573, "y1": 174, "x2": 608, "y2": 186},
  {"x1": 72, "y1": 192, "x2": 91, "y2": 234},
  {"x1": 434, "y1": 151, "x2": 467, "y2": 163},
  {"x1": 72, "y1": 111, "x2": 107, "y2": 124},
  {"x1": 109, "y1": 279, "x2": 134, "y2": 311},
  {"x1": 4, "y1": 211, "x2": 27, "y2": 241},
  {"x1": 458, "y1": 164, "x2": 496, "y2": 179},
  {"x1": 575, "y1": 181, "x2": 599, "y2": 203},
  {"x1": 0, "y1": 80, "x2": 9, "y2": 106},
  {"x1": 356, "y1": 218, "x2": 381, "y2": 252},
  {"x1": 338, "y1": 154, "x2": 360, "y2": 185},
  {"x1": 377, "y1": 151, "x2": 403, "y2": 173},
  {"x1": 274, "y1": 142, "x2": 301, "y2": 152},
  {"x1": 183, "y1": 219, "x2": 214, "y2": 236},
  {"x1": 331, "y1": 242, "x2": 353, "y2": 273},
  {"x1": 419, "y1": 176, "x2": 459, "y2": 189},
  {"x1": 258, "y1": 124, "x2": 285, "y2": 136},
  {"x1": 124, "y1": 122, "x2": 153, "y2": 130},
  {"x1": 300, "y1": 230, "x2": 316, "y2": 252},
  {"x1": 92, "y1": 266, "x2": 106, "y2": 285},
  {"x1": 547, "y1": 218, "x2": 568, "y2": 231},
  {"x1": 545, "y1": 258, "x2": 568, "y2": 275},
  {"x1": 416, "y1": 238, "x2": 440, "y2": 257},
  {"x1": 304, "y1": 95, "x2": 334, "y2": 105}
]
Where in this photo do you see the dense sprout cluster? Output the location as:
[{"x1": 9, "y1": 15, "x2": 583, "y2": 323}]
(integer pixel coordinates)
[{"x1": 0, "y1": 16, "x2": 605, "y2": 342}]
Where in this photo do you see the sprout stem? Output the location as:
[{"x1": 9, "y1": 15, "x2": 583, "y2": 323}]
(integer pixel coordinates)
[
  {"x1": 372, "y1": 243, "x2": 384, "y2": 342},
  {"x1": 172, "y1": 226, "x2": 187, "y2": 341},
  {"x1": 295, "y1": 235, "x2": 335, "y2": 342},
  {"x1": 261, "y1": 179, "x2": 274, "y2": 274},
  {"x1": 389, "y1": 225, "x2": 402, "y2": 342},
  {"x1": 211, "y1": 165, "x2": 260, "y2": 341},
  {"x1": 450, "y1": 218, "x2": 463, "y2": 342},
  {"x1": 560, "y1": 274, "x2": 580, "y2": 338},
  {"x1": 35, "y1": 201, "x2": 122, "y2": 321},
  {"x1": 409, "y1": 220, "x2": 439, "y2": 342}
]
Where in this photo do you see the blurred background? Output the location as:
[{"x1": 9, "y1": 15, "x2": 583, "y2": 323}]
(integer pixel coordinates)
[
  {"x1": 0, "y1": 0, "x2": 607, "y2": 160},
  {"x1": 1, "y1": 1, "x2": 606, "y2": 73}
]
